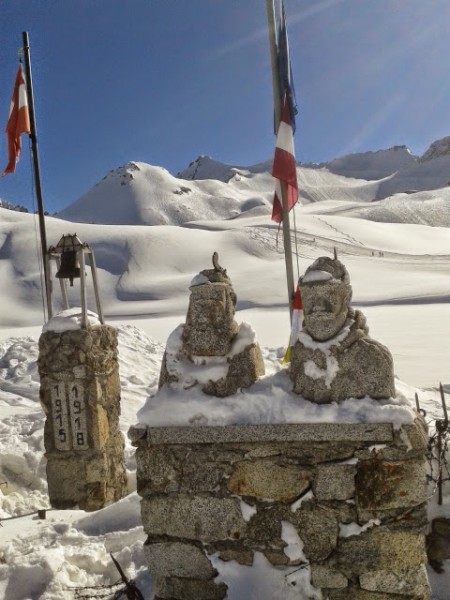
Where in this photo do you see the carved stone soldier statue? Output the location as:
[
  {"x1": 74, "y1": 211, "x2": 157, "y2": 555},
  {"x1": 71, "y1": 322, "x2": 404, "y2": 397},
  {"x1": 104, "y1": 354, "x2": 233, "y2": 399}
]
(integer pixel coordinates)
[
  {"x1": 159, "y1": 253, "x2": 265, "y2": 397},
  {"x1": 289, "y1": 256, "x2": 395, "y2": 403},
  {"x1": 182, "y1": 252, "x2": 238, "y2": 357}
]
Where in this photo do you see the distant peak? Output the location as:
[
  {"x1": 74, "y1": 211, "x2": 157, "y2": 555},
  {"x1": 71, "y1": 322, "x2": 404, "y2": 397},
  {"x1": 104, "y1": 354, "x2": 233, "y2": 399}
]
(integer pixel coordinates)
[
  {"x1": 102, "y1": 161, "x2": 140, "y2": 178},
  {"x1": 420, "y1": 136, "x2": 450, "y2": 162},
  {"x1": 98, "y1": 161, "x2": 144, "y2": 187},
  {"x1": 177, "y1": 155, "x2": 214, "y2": 180},
  {"x1": 386, "y1": 144, "x2": 410, "y2": 153},
  {"x1": 125, "y1": 161, "x2": 142, "y2": 171},
  {"x1": 177, "y1": 155, "x2": 237, "y2": 182}
]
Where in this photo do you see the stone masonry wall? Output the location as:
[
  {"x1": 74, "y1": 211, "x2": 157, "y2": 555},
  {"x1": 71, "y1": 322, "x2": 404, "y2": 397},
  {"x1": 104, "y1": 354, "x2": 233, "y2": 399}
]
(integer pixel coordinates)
[
  {"x1": 130, "y1": 420, "x2": 431, "y2": 600},
  {"x1": 39, "y1": 325, "x2": 127, "y2": 511}
]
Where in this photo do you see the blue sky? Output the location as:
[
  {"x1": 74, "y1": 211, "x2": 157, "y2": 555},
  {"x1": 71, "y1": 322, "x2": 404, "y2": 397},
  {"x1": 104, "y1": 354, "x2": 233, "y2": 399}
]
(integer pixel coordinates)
[{"x1": 1, "y1": 0, "x2": 450, "y2": 213}]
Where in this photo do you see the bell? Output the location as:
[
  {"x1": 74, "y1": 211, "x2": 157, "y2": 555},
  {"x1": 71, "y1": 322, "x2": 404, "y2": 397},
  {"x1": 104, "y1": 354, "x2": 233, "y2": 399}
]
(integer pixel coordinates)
[{"x1": 56, "y1": 250, "x2": 81, "y2": 286}]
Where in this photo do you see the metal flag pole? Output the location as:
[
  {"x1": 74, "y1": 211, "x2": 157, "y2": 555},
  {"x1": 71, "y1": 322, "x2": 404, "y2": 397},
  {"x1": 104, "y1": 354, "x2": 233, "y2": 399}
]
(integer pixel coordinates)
[
  {"x1": 21, "y1": 31, "x2": 51, "y2": 319},
  {"x1": 266, "y1": 0, "x2": 295, "y2": 319}
]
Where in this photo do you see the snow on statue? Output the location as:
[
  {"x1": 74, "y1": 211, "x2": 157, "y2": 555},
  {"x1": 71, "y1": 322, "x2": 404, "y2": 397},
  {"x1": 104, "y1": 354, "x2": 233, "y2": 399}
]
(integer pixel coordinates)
[
  {"x1": 289, "y1": 256, "x2": 396, "y2": 403},
  {"x1": 158, "y1": 253, "x2": 265, "y2": 398}
]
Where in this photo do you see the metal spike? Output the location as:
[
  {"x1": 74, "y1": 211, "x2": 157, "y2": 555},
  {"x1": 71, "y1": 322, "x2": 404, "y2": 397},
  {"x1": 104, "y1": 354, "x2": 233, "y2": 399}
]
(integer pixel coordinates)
[{"x1": 439, "y1": 383, "x2": 448, "y2": 424}]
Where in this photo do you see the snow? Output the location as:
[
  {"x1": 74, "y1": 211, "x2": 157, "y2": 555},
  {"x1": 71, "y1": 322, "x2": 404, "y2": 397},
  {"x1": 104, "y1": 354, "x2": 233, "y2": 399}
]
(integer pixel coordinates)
[
  {"x1": 339, "y1": 519, "x2": 381, "y2": 538},
  {"x1": 160, "y1": 321, "x2": 259, "y2": 390},
  {"x1": 293, "y1": 321, "x2": 354, "y2": 388},
  {"x1": 239, "y1": 501, "x2": 257, "y2": 523},
  {"x1": 281, "y1": 521, "x2": 307, "y2": 563},
  {"x1": 302, "y1": 269, "x2": 333, "y2": 283},
  {"x1": 137, "y1": 366, "x2": 415, "y2": 429},
  {"x1": 210, "y1": 552, "x2": 322, "y2": 600},
  {"x1": 42, "y1": 308, "x2": 102, "y2": 332},
  {"x1": 1, "y1": 144, "x2": 450, "y2": 598}
]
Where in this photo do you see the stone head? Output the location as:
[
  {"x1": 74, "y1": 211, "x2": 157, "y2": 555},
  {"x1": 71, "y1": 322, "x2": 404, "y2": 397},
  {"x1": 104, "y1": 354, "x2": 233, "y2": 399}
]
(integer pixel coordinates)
[
  {"x1": 182, "y1": 261, "x2": 238, "y2": 356},
  {"x1": 300, "y1": 256, "x2": 352, "y2": 341}
]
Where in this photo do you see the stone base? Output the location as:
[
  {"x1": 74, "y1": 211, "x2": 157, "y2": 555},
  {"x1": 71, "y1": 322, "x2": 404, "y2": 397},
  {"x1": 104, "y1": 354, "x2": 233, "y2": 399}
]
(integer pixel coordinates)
[
  {"x1": 46, "y1": 432, "x2": 127, "y2": 511},
  {"x1": 39, "y1": 325, "x2": 127, "y2": 511},
  {"x1": 155, "y1": 577, "x2": 227, "y2": 600},
  {"x1": 130, "y1": 419, "x2": 431, "y2": 598}
]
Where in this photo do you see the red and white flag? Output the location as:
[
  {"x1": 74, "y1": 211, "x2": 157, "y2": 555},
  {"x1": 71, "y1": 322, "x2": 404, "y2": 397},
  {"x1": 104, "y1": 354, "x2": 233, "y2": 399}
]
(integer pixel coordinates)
[
  {"x1": 271, "y1": 93, "x2": 298, "y2": 223},
  {"x1": 289, "y1": 283, "x2": 303, "y2": 346},
  {"x1": 3, "y1": 65, "x2": 30, "y2": 176}
]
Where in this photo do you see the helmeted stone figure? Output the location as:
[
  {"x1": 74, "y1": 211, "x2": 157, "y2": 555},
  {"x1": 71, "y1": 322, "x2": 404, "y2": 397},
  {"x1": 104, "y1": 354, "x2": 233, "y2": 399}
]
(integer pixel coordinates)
[
  {"x1": 159, "y1": 253, "x2": 265, "y2": 398},
  {"x1": 289, "y1": 256, "x2": 395, "y2": 403},
  {"x1": 182, "y1": 252, "x2": 238, "y2": 357}
]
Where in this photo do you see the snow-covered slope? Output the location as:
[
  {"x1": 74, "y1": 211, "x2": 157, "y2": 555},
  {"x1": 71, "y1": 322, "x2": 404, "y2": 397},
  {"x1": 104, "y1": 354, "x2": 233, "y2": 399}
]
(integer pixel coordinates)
[
  {"x1": 3, "y1": 201, "x2": 450, "y2": 335},
  {"x1": 333, "y1": 187, "x2": 450, "y2": 227},
  {"x1": 57, "y1": 161, "x2": 270, "y2": 226},
  {"x1": 315, "y1": 145, "x2": 416, "y2": 180},
  {"x1": 56, "y1": 137, "x2": 450, "y2": 228}
]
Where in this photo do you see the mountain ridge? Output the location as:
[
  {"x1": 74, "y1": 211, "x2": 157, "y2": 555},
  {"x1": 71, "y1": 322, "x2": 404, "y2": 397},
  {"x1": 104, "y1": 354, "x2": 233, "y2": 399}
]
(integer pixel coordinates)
[{"x1": 55, "y1": 136, "x2": 450, "y2": 228}]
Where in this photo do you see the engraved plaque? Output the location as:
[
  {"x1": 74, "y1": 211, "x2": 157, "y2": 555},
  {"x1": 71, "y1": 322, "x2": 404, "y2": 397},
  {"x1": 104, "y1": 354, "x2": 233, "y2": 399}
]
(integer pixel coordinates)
[
  {"x1": 51, "y1": 382, "x2": 71, "y2": 451},
  {"x1": 69, "y1": 382, "x2": 89, "y2": 450}
]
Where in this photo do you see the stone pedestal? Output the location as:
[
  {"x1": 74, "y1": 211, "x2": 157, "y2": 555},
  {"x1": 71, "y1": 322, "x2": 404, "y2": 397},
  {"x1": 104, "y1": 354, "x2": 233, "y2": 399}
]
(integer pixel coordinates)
[
  {"x1": 130, "y1": 420, "x2": 431, "y2": 600},
  {"x1": 39, "y1": 325, "x2": 127, "y2": 511}
]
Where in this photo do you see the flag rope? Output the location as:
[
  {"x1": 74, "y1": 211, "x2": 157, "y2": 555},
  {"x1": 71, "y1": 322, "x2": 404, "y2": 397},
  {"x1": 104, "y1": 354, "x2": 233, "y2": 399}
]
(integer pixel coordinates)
[
  {"x1": 292, "y1": 196, "x2": 300, "y2": 280},
  {"x1": 27, "y1": 134, "x2": 47, "y2": 321}
]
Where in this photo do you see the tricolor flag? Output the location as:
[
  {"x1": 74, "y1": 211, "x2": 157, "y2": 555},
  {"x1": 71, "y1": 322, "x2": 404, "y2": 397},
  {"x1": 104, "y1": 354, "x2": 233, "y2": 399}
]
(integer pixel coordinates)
[
  {"x1": 271, "y1": 1, "x2": 298, "y2": 223},
  {"x1": 281, "y1": 282, "x2": 303, "y2": 363},
  {"x1": 2, "y1": 64, "x2": 31, "y2": 176},
  {"x1": 271, "y1": 94, "x2": 298, "y2": 223},
  {"x1": 289, "y1": 283, "x2": 303, "y2": 346},
  {"x1": 277, "y1": 1, "x2": 298, "y2": 132}
]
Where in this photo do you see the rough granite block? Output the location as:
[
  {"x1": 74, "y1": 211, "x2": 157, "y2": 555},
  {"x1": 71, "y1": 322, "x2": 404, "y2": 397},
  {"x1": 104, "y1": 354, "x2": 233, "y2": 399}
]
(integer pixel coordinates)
[
  {"x1": 227, "y1": 459, "x2": 311, "y2": 502},
  {"x1": 359, "y1": 565, "x2": 431, "y2": 596},
  {"x1": 314, "y1": 463, "x2": 356, "y2": 501},
  {"x1": 144, "y1": 541, "x2": 216, "y2": 579},
  {"x1": 141, "y1": 495, "x2": 246, "y2": 542},
  {"x1": 134, "y1": 422, "x2": 394, "y2": 446}
]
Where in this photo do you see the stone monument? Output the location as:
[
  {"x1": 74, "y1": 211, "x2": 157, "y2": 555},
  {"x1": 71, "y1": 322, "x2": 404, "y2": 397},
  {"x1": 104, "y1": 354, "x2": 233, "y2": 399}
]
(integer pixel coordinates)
[
  {"x1": 159, "y1": 253, "x2": 265, "y2": 397},
  {"x1": 131, "y1": 254, "x2": 431, "y2": 599},
  {"x1": 39, "y1": 234, "x2": 127, "y2": 511},
  {"x1": 289, "y1": 256, "x2": 396, "y2": 403},
  {"x1": 39, "y1": 313, "x2": 127, "y2": 511}
]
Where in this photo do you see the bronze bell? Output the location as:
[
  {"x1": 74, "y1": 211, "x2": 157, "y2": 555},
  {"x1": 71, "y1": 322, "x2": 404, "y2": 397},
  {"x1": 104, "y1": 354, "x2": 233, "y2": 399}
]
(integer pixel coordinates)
[{"x1": 56, "y1": 250, "x2": 81, "y2": 286}]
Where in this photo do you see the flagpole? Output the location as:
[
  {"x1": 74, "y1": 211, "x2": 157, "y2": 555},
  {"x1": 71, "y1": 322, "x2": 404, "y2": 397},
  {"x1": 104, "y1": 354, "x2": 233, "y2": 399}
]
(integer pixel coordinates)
[
  {"x1": 266, "y1": 0, "x2": 295, "y2": 319},
  {"x1": 21, "y1": 31, "x2": 50, "y2": 319}
]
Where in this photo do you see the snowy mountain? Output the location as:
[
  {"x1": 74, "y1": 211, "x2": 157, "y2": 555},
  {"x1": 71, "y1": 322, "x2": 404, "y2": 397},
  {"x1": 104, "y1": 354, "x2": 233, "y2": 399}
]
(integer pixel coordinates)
[
  {"x1": 308, "y1": 145, "x2": 416, "y2": 180},
  {"x1": 1, "y1": 136, "x2": 450, "y2": 331},
  {"x1": 57, "y1": 161, "x2": 270, "y2": 226},
  {"x1": 57, "y1": 137, "x2": 450, "y2": 228},
  {"x1": 420, "y1": 136, "x2": 450, "y2": 162}
]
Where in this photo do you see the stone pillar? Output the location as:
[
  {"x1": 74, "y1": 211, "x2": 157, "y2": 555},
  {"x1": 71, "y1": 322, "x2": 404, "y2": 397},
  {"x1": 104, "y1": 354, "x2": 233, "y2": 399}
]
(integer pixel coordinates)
[
  {"x1": 130, "y1": 420, "x2": 431, "y2": 600},
  {"x1": 39, "y1": 324, "x2": 127, "y2": 511}
]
